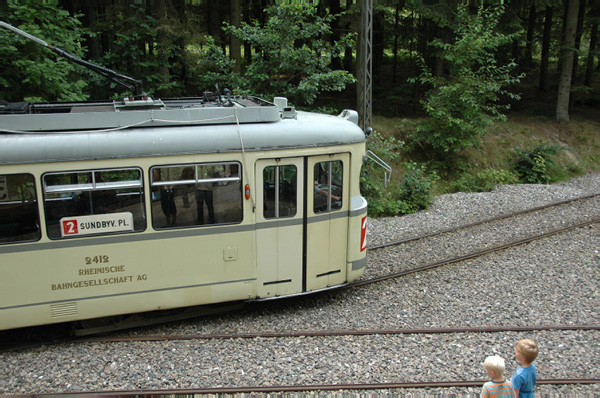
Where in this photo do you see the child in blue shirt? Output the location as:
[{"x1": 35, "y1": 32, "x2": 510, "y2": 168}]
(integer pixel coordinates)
[{"x1": 510, "y1": 339, "x2": 538, "y2": 398}]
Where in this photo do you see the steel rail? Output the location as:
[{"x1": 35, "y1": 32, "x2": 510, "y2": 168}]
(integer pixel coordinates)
[
  {"x1": 367, "y1": 192, "x2": 599, "y2": 251},
  {"x1": 28, "y1": 378, "x2": 600, "y2": 395},
  {"x1": 355, "y1": 218, "x2": 599, "y2": 287},
  {"x1": 5, "y1": 324, "x2": 597, "y2": 353},
  {"x1": 89, "y1": 324, "x2": 600, "y2": 343}
]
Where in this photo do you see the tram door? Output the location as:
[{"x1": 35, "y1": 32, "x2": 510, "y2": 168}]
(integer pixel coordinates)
[
  {"x1": 306, "y1": 154, "x2": 349, "y2": 290},
  {"x1": 256, "y1": 158, "x2": 304, "y2": 298}
]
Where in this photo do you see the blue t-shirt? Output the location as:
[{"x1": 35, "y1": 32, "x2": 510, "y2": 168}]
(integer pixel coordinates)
[{"x1": 511, "y1": 364, "x2": 537, "y2": 398}]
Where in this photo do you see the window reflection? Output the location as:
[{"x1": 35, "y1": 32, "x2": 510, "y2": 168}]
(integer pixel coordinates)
[
  {"x1": 314, "y1": 161, "x2": 343, "y2": 213},
  {"x1": 151, "y1": 162, "x2": 242, "y2": 229},
  {"x1": 0, "y1": 173, "x2": 40, "y2": 244},
  {"x1": 263, "y1": 165, "x2": 297, "y2": 219}
]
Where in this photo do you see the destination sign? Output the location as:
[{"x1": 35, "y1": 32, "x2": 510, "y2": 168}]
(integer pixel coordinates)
[{"x1": 60, "y1": 212, "x2": 134, "y2": 237}]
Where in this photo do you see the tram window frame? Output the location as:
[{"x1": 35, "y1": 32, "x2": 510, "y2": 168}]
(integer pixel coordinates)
[
  {"x1": 313, "y1": 160, "x2": 343, "y2": 213},
  {"x1": 150, "y1": 161, "x2": 243, "y2": 229},
  {"x1": 42, "y1": 168, "x2": 146, "y2": 239},
  {"x1": 0, "y1": 173, "x2": 41, "y2": 244},
  {"x1": 263, "y1": 165, "x2": 297, "y2": 219}
]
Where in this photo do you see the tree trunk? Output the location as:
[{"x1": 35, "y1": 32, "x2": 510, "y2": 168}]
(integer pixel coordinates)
[
  {"x1": 539, "y1": 6, "x2": 553, "y2": 91},
  {"x1": 372, "y1": 9, "x2": 385, "y2": 86},
  {"x1": 207, "y1": 0, "x2": 223, "y2": 49},
  {"x1": 343, "y1": 0, "x2": 354, "y2": 72},
  {"x1": 173, "y1": 0, "x2": 188, "y2": 91},
  {"x1": 329, "y1": 0, "x2": 342, "y2": 70},
  {"x1": 556, "y1": 0, "x2": 581, "y2": 122},
  {"x1": 585, "y1": 0, "x2": 600, "y2": 86},
  {"x1": 511, "y1": 0, "x2": 527, "y2": 64},
  {"x1": 230, "y1": 0, "x2": 242, "y2": 73},
  {"x1": 524, "y1": 3, "x2": 536, "y2": 69},
  {"x1": 98, "y1": 0, "x2": 110, "y2": 55},
  {"x1": 571, "y1": 0, "x2": 586, "y2": 85},
  {"x1": 80, "y1": 0, "x2": 101, "y2": 60},
  {"x1": 392, "y1": 3, "x2": 399, "y2": 83},
  {"x1": 585, "y1": 21, "x2": 598, "y2": 86},
  {"x1": 154, "y1": 0, "x2": 171, "y2": 96}
]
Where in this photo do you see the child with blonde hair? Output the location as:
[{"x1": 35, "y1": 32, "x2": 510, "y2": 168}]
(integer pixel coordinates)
[
  {"x1": 510, "y1": 339, "x2": 538, "y2": 398},
  {"x1": 481, "y1": 355, "x2": 515, "y2": 398}
]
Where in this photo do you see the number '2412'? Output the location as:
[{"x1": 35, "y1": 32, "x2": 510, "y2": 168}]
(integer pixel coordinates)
[{"x1": 85, "y1": 255, "x2": 109, "y2": 265}]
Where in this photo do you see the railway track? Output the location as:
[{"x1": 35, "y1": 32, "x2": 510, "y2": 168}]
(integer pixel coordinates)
[
  {"x1": 23, "y1": 378, "x2": 600, "y2": 396},
  {"x1": 91, "y1": 324, "x2": 600, "y2": 341},
  {"x1": 354, "y1": 217, "x2": 598, "y2": 288},
  {"x1": 5, "y1": 325, "x2": 598, "y2": 393},
  {"x1": 366, "y1": 192, "x2": 599, "y2": 251},
  {"x1": 358, "y1": 193, "x2": 599, "y2": 285}
]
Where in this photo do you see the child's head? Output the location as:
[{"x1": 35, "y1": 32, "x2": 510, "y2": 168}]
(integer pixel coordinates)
[
  {"x1": 515, "y1": 339, "x2": 538, "y2": 364},
  {"x1": 483, "y1": 355, "x2": 506, "y2": 379}
]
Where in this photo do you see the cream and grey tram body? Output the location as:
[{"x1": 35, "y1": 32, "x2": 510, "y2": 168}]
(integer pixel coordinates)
[{"x1": 0, "y1": 95, "x2": 368, "y2": 333}]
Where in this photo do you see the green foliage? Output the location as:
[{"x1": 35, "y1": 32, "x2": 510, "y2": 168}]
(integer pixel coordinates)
[
  {"x1": 306, "y1": 106, "x2": 342, "y2": 115},
  {"x1": 409, "y1": 5, "x2": 523, "y2": 158},
  {"x1": 367, "y1": 130, "x2": 405, "y2": 161},
  {"x1": 0, "y1": 3, "x2": 88, "y2": 102},
  {"x1": 361, "y1": 131, "x2": 405, "y2": 217},
  {"x1": 512, "y1": 145, "x2": 563, "y2": 184},
  {"x1": 362, "y1": 184, "x2": 413, "y2": 218},
  {"x1": 397, "y1": 161, "x2": 439, "y2": 213},
  {"x1": 453, "y1": 168, "x2": 519, "y2": 192},
  {"x1": 361, "y1": 131, "x2": 439, "y2": 217},
  {"x1": 362, "y1": 159, "x2": 438, "y2": 217},
  {"x1": 91, "y1": 4, "x2": 183, "y2": 98},
  {"x1": 191, "y1": 36, "x2": 244, "y2": 92},
  {"x1": 225, "y1": 4, "x2": 356, "y2": 105}
]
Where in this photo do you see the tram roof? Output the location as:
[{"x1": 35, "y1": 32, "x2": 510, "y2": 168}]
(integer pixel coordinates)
[
  {"x1": 0, "y1": 96, "x2": 366, "y2": 165},
  {"x1": 0, "y1": 95, "x2": 281, "y2": 132}
]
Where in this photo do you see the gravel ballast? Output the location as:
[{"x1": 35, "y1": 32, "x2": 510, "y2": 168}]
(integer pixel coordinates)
[{"x1": 1, "y1": 174, "x2": 599, "y2": 396}]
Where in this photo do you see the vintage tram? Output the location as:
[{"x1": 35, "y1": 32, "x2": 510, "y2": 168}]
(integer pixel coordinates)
[{"x1": 0, "y1": 94, "x2": 368, "y2": 334}]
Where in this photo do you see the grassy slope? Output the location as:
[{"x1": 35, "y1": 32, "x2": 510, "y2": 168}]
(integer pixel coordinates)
[{"x1": 370, "y1": 89, "x2": 600, "y2": 196}]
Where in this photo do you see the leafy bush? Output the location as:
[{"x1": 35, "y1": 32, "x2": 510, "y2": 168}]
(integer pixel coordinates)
[
  {"x1": 453, "y1": 168, "x2": 519, "y2": 192},
  {"x1": 366, "y1": 130, "x2": 404, "y2": 161},
  {"x1": 362, "y1": 160, "x2": 438, "y2": 217},
  {"x1": 408, "y1": 5, "x2": 523, "y2": 158},
  {"x1": 513, "y1": 145, "x2": 563, "y2": 184},
  {"x1": 191, "y1": 36, "x2": 245, "y2": 92},
  {"x1": 361, "y1": 180, "x2": 411, "y2": 217},
  {"x1": 361, "y1": 130, "x2": 404, "y2": 217},
  {"x1": 397, "y1": 161, "x2": 439, "y2": 213}
]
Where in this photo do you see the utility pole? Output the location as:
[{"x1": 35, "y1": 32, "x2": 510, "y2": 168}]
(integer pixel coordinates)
[{"x1": 358, "y1": 0, "x2": 373, "y2": 131}]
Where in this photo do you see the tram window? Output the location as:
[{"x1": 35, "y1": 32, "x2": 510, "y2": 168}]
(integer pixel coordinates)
[
  {"x1": 263, "y1": 165, "x2": 297, "y2": 219},
  {"x1": 150, "y1": 162, "x2": 242, "y2": 229},
  {"x1": 0, "y1": 173, "x2": 41, "y2": 244},
  {"x1": 43, "y1": 168, "x2": 146, "y2": 239},
  {"x1": 314, "y1": 161, "x2": 343, "y2": 213}
]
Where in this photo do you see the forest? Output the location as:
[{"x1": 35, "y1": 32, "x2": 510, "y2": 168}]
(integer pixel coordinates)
[{"x1": 1, "y1": 1, "x2": 599, "y2": 215}]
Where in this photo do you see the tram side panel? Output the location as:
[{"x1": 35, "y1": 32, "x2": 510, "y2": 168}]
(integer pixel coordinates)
[
  {"x1": 1, "y1": 234, "x2": 256, "y2": 330},
  {"x1": 345, "y1": 142, "x2": 368, "y2": 282},
  {"x1": 0, "y1": 157, "x2": 257, "y2": 330},
  {"x1": 1, "y1": 139, "x2": 367, "y2": 331}
]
